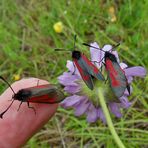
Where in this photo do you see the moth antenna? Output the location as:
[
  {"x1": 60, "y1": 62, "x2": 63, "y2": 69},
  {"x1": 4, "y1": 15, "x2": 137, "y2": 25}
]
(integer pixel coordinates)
[
  {"x1": 0, "y1": 99, "x2": 15, "y2": 118},
  {"x1": 83, "y1": 42, "x2": 120, "y2": 52},
  {"x1": 54, "y1": 48, "x2": 71, "y2": 51},
  {"x1": 82, "y1": 43, "x2": 105, "y2": 53},
  {"x1": 0, "y1": 76, "x2": 16, "y2": 94},
  {"x1": 111, "y1": 42, "x2": 120, "y2": 51}
]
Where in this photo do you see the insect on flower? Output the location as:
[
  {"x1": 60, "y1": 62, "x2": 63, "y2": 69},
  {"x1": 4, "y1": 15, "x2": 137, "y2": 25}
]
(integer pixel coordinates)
[
  {"x1": 0, "y1": 76, "x2": 65, "y2": 118},
  {"x1": 55, "y1": 35, "x2": 105, "y2": 90},
  {"x1": 83, "y1": 43, "x2": 130, "y2": 98}
]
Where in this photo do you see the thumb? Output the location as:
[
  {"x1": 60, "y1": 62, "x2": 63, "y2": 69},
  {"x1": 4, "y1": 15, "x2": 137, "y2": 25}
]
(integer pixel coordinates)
[{"x1": 0, "y1": 78, "x2": 59, "y2": 148}]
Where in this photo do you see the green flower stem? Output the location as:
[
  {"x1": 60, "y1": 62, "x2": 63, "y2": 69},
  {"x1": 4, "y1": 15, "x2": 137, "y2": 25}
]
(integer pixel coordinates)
[{"x1": 98, "y1": 88, "x2": 125, "y2": 148}]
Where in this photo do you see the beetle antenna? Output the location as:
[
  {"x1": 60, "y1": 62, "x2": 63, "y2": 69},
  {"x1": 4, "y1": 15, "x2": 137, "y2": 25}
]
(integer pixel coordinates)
[
  {"x1": 0, "y1": 99, "x2": 15, "y2": 118},
  {"x1": 0, "y1": 76, "x2": 16, "y2": 94}
]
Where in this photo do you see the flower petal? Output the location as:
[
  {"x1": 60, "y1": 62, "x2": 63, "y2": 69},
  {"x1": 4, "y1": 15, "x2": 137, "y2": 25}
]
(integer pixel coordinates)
[
  {"x1": 109, "y1": 103, "x2": 122, "y2": 118},
  {"x1": 66, "y1": 60, "x2": 80, "y2": 76},
  {"x1": 74, "y1": 98, "x2": 90, "y2": 116},
  {"x1": 61, "y1": 95, "x2": 83, "y2": 108},
  {"x1": 90, "y1": 42, "x2": 102, "y2": 68},
  {"x1": 112, "y1": 51, "x2": 120, "y2": 63},
  {"x1": 97, "y1": 108, "x2": 106, "y2": 123},
  {"x1": 102, "y1": 44, "x2": 112, "y2": 52},
  {"x1": 64, "y1": 85, "x2": 81, "y2": 94},
  {"x1": 125, "y1": 66, "x2": 146, "y2": 78},
  {"x1": 58, "y1": 72, "x2": 80, "y2": 86},
  {"x1": 86, "y1": 104, "x2": 98, "y2": 123},
  {"x1": 126, "y1": 76, "x2": 133, "y2": 83},
  {"x1": 120, "y1": 62, "x2": 128, "y2": 69},
  {"x1": 119, "y1": 96, "x2": 132, "y2": 108}
]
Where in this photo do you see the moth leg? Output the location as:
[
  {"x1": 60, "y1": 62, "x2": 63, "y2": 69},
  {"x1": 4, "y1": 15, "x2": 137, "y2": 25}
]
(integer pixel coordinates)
[
  {"x1": 127, "y1": 84, "x2": 130, "y2": 95},
  {"x1": 27, "y1": 102, "x2": 36, "y2": 114},
  {"x1": 100, "y1": 65, "x2": 103, "y2": 72},
  {"x1": 17, "y1": 102, "x2": 23, "y2": 111},
  {"x1": 91, "y1": 60, "x2": 99, "y2": 66},
  {"x1": 91, "y1": 58, "x2": 105, "y2": 67},
  {"x1": 102, "y1": 62, "x2": 106, "y2": 66},
  {"x1": 72, "y1": 62, "x2": 76, "y2": 75},
  {"x1": 104, "y1": 62, "x2": 108, "y2": 84},
  {"x1": 37, "y1": 79, "x2": 40, "y2": 86}
]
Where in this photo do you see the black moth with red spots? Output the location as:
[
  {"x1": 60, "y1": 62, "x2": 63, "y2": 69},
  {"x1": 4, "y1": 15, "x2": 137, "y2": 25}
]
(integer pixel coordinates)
[
  {"x1": 83, "y1": 43, "x2": 130, "y2": 98},
  {"x1": 55, "y1": 35, "x2": 105, "y2": 90},
  {"x1": 0, "y1": 76, "x2": 65, "y2": 118}
]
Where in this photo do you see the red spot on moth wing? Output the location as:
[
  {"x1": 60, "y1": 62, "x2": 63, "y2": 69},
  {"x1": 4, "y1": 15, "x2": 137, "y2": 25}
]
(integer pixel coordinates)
[
  {"x1": 81, "y1": 54, "x2": 99, "y2": 74},
  {"x1": 110, "y1": 73, "x2": 120, "y2": 87},
  {"x1": 74, "y1": 59, "x2": 89, "y2": 80},
  {"x1": 28, "y1": 94, "x2": 57, "y2": 103},
  {"x1": 83, "y1": 75, "x2": 90, "y2": 81},
  {"x1": 74, "y1": 59, "x2": 84, "y2": 75},
  {"x1": 105, "y1": 59, "x2": 118, "y2": 75},
  {"x1": 74, "y1": 59, "x2": 92, "y2": 83}
]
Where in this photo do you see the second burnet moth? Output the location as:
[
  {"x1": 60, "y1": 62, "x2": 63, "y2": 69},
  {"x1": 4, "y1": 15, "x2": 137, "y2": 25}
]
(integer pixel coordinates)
[
  {"x1": 55, "y1": 35, "x2": 105, "y2": 90},
  {"x1": 83, "y1": 43, "x2": 130, "y2": 98},
  {"x1": 0, "y1": 76, "x2": 65, "y2": 118}
]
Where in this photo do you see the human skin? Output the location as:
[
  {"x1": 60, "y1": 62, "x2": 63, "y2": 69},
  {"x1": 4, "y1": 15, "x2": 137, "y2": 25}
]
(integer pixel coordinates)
[{"x1": 0, "y1": 78, "x2": 58, "y2": 148}]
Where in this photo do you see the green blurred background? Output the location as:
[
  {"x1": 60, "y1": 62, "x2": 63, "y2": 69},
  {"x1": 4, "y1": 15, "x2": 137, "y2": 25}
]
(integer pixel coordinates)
[{"x1": 0, "y1": 0, "x2": 148, "y2": 147}]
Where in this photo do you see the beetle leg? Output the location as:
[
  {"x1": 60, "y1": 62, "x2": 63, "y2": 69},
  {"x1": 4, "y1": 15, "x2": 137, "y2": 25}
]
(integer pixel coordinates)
[
  {"x1": 27, "y1": 102, "x2": 36, "y2": 114},
  {"x1": 17, "y1": 102, "x2": 23, "y2": 111}
]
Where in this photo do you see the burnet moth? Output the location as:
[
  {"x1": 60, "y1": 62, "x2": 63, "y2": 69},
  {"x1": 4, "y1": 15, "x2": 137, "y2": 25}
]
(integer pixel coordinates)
[
  {"x1": 83, "y1": 43, "x2": 130, "y2": 98},
  {"x1": 55, "y1": 35, "x2": 105, "y2": 90},
  {"x1": 0, "y1": 76, "x2": 65, "y2": 118}
]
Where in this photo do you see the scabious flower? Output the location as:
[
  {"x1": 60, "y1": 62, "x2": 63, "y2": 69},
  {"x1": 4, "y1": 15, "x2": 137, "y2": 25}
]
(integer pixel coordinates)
[{"x1": 58, "y1": 42, "x2": 146, "y2": 123}]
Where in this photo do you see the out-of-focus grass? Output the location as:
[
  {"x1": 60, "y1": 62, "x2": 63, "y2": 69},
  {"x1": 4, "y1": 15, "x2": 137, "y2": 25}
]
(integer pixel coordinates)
[{"x1": 0, "y1": 0, "x2": 148, "y2": 147}]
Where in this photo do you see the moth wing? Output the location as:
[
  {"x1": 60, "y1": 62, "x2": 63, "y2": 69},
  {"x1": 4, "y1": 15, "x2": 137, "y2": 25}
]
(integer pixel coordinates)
[
  {"x1": 81, "y1": 54, "x2": 105, "y2": 81},
  {"x1": 106, "y1": 59, "x2": 128, "y2": 98},
  {"x1": 27, "y1": 85, "x2": 65, "y2": 103},
  {"x1": 74, "y1": 59, "x2": 94, "y2": 90}
]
